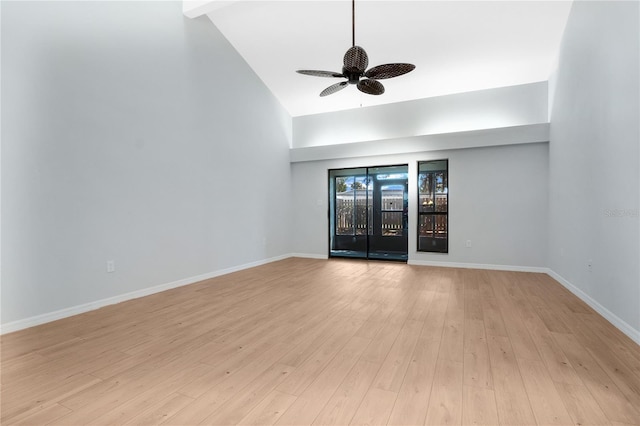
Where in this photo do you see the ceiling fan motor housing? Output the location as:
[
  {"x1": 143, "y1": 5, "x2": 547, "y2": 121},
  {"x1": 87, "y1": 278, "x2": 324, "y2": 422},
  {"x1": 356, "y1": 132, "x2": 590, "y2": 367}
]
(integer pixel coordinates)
[{"x1": 343, "y1": 67, "x2": 363, "y2": 84}]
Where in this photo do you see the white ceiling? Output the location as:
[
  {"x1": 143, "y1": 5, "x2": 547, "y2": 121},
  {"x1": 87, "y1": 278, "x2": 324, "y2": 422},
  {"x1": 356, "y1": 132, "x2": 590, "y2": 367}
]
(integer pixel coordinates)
[{"x1": 186, "y1": 1, "x2": 573, "y2": 117}]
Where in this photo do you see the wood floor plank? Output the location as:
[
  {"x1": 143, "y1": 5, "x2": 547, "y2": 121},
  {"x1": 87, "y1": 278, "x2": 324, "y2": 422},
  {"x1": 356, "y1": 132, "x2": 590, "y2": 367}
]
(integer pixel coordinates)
[
  {"x1": 407, "y1": 289, "x2": 435, "y2": 323},
  {"x1": 275, "y1": 336, "x2": 370, "y2": 425},
  {"x1": 312, "y1": 360, "x2": 381, "y2": 426},
  {"x1": 463, "y1": 318, "x2": 493, "y2": 389},
  {"x1": 553, "y1": 382, "x2": 611, "y2": 426},
  {"x1": 462, "y1": 271, "x2": 484, "y2": 322},
  {"x1": 237, "y1": 390, "x2": 298, "y2": 426},
  {"x1": 438, "y1": 307, "x2": 465, "y2": 363},
  {"x1": 387, "y1": 334, "x2": 440, "y2": 426},
  {"x1": 278, "y1": 311, "x2": 356, "y2": 369},
  {"x1": 490, "y1": 274, "x2": 541, "y2": 362},
  {"x1": 447, "y1": 277, "x2": 465, "y2": 311},
  {"x1": 520, "y1": 310, "x2": 583, "y2": 386},
  {"x1": 478, "y1": 273, "x2": 509, "y2": 337},
  {"x1": 578, "y1": 313, "x2": 640, "y2": 378},
  {"x1": 275, "y1": 317, "x2": 367, "y2": 397},
  {"x1": 8, "y1": 403, "x2": 71, "y2": 426},
  {"x1": 552, "y1": 331, "x2": 640, "y2": 424},
  {"x1": 51, "y1": 356, "x2": 208, "y2": 425},
  {"x1": 529, "y1": 296, "x2": 573, "y2": 334},
  {"x1": 348, "y1": 388, "x2": 397, "y2": 426},
  {"x1": 516, "y1": 357, "x2": 573, "y2": 425},
  {"x1": 582, "y1": 334, "x2": 640, "y2": 409},
  {"x1": 174, "y1": 316, "x2": 313, "y2": 399},
  {"x1": 486, "y1": 334, "x2": 537, "y2": 425},
  {"x1": 2, "y1": 372, "x2": 102, "y2": 423},
  {"x1": 386, "y1": 281, "x2": 448, "y2": 426},
  {"x1": 161, "y1": 342, "x2": 293, "y2": 425},
  {"x1": 420, "y1": 290, "x2": 450, "y2": 341},
  {"x1": 86, "y1": 362, "x2": 213, "y2": 425},
  {"x1": 372, "y1": 319, "x2": 423, "y2": 392},
  {"x1": 200, "y1": 363, "x2": 295, "y2": 425},
  {"x1": 424, "y1": 357, "x2": 464, "y2": 425},
  {"x1": 461, "y1": 385, "x2": 499, "y2": 426},
  {"x1": 123, "y1": 393, "x2": 195, "y2": 426},
  {"x1": 480, "y1": 295, "x2": 509, "y2": 338},
  {"x1": 360, "y1": 322, "x2": 403, "y2": 365}
]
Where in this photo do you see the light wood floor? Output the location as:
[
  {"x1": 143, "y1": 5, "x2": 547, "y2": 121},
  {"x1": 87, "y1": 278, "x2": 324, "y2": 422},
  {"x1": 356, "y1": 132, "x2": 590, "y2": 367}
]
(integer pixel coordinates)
[{"x1": 2, "y1": 258, "x2": 640, "y2": 425}]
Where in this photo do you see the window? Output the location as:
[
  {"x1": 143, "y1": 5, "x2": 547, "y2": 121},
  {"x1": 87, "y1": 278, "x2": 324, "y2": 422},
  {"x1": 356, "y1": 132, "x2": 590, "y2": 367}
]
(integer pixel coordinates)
[{"x1": 418, "y1": 160, "x2": 448, "y2": 252}]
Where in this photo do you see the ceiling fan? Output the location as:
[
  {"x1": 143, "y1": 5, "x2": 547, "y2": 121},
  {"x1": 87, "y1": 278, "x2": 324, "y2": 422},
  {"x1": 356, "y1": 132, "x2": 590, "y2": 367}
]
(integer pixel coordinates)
[{"x1": 296, "y1": 0, "x2": 416, "y2": 97}]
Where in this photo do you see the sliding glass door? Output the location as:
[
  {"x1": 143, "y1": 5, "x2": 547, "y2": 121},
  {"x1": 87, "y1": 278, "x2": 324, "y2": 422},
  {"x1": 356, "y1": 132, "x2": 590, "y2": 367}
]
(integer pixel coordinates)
[
  {"x1": 329, "y1": 165, "x2": 408, "y2": 261},
  {"x1": 329, "y1": 168, "x2": 371, "y2": 258}
]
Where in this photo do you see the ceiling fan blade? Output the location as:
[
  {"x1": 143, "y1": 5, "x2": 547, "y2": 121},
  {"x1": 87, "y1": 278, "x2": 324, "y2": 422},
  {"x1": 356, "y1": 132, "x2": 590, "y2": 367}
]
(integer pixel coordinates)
[
  {"x1": 343, "y1": 46, "x2": 369, "y2": 72},
  {"x1": 297, "y1": 70, "x2": 345, "y2": 78},
  {"x1": 320, "y1": 81, "x2": 348, "y2": 97},
  {"x1": 365, "y1": 63, "x2": 416, "y2": 80},
  {"x1": 357, "y1": 79, "x2": 384, "y2": 95}
]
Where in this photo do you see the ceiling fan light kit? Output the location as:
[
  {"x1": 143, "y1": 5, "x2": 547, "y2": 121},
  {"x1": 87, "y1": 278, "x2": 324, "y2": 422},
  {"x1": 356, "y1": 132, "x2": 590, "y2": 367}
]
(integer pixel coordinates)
[{"x1": 297, "y1": 0, "x2": 415, "y2": 97}]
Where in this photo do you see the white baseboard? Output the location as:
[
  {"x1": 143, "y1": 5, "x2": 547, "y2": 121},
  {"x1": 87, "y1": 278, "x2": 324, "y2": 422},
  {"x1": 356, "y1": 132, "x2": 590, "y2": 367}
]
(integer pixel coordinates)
[
  {"x1": 290, "y1": 253, "x2": 329, "y2": 260},
  {"x1": 408, "y1": 259, "x2": 548, "y2": 273},
  {"x1": 0, "y1": 254, "x2": 292, "y2": 335},
  {"x1": 546, "y1": 269, "x2": 640, "y2": 346},
  {"x1": 292, "y1": 256, "x2": 545, "y2": 272}
]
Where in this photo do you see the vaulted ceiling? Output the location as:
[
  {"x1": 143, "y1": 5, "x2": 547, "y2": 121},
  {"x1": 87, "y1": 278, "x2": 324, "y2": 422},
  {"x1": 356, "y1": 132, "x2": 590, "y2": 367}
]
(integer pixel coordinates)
[{"x1": 185, "y1": 1, "x2": 573, "y2": 117}]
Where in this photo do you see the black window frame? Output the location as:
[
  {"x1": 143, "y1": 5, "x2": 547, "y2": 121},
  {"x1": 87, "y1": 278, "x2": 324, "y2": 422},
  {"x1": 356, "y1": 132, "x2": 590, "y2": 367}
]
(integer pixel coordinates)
[{"x1": 417, "y1": 160, "x2": 449, "y2": 253}]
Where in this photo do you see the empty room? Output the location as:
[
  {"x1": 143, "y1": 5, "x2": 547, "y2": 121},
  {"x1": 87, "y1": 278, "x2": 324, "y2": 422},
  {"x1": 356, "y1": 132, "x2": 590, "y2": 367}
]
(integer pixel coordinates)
[{"x1": 1, "y1": 0, "x2": 639, "y2": 425}]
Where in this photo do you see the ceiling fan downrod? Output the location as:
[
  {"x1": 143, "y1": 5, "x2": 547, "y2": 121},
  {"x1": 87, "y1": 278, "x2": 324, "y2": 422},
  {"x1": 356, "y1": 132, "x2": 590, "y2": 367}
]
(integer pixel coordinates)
[{"x1": 352, "y1": 0, "x2": 355, "y2": 47}]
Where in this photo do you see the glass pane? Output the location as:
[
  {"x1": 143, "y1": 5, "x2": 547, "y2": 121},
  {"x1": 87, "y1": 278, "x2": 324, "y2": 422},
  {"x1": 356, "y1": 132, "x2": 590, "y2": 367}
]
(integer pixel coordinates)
[
  {"x1": 418, "y1": 214, "x2": 448, "y2": 251},
  {"x1": 435, "y1": 193, "x2": 447, "y2": 213},
  {"x1": 435, "y1": 172, "x2": 445, "y2": 192},
  {"x1": 419, "y1": 214, "x2": 434, "y2": 237},
  {"x1": 418, "y1": 173, "x2": 434, "y2": 213},
  {"x1": 435, "y1": 215, "x2": 448, "y2": 238},
  {"x1": 435, "y1": 172, "x2": 448, "y2": 212},
  {"x1": 353, "y1": 176, "x2": 371, "y2": 235},
  {"x1": 418, "y1": 160, "x2": 448, "y2": 173},
  {"x1": 335, "y1": 175, "x2": 370, "y2": 235},
  {"x1": 382, "y1": 211, "x2": 403, "y2": 236},
  {"x1": 369, "y1": 165, "x2": 409, "y2": 176},
  {"x1": 368, "y1": 189, "x2": 373, "y2": 235},
  {"x1": 335, "y1": 176, "x2": 354, "y2": 235},
  {"x1": 381, "y1": 184, "x2": 404, "y2": 211}
]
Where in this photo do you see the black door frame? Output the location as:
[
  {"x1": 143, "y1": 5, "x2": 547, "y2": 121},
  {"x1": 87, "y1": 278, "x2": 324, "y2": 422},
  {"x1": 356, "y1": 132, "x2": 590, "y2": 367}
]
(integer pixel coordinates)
[{"x1": 328, "y1": 164, "x2": 408, "y2": 262}]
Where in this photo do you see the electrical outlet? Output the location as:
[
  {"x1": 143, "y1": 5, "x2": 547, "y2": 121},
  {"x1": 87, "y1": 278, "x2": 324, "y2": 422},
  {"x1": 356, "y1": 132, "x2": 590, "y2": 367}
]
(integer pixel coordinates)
[
  {"x1": 106, "y1": 260, "x2": 115, "y2": 273},
  {"x1": 587, "y1": 259, "x2": 592, "y2": 273},
  {"x1": 465, "y1": 240, "x2": 472, "y2": 248}
]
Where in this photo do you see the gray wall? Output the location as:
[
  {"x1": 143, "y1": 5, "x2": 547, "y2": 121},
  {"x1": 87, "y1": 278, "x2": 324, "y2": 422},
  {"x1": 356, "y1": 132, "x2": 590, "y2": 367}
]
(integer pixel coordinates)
[
  {"x1": 548, "y1": 0, "x2": 640, "y2": 337},
  {"x1": 291, "y1": 142, "x2": 549, "y2": 269},
  {"x1": 290, "y1": 80, "x2": 550, "y2": 270},
  {"x1": 293, "y1": 82, "x2": 549, "y2": 148},
  {"x1": 1, "y1": 1, "x2": 292, "y2": 327}
]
